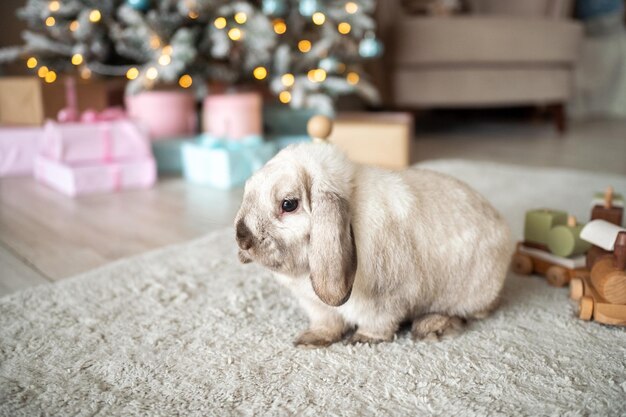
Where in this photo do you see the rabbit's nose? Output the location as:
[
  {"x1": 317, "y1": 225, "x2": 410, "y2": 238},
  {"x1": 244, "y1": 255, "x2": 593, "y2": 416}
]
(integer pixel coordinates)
[{"x1": 236, "y1": 220, "x2": 254, "y2": 250}]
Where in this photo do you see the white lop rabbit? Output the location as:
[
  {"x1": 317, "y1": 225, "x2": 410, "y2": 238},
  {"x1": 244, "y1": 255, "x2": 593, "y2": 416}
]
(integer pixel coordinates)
[{"x1": 235, "y1": 143, "x2": 511, "y2": 347}]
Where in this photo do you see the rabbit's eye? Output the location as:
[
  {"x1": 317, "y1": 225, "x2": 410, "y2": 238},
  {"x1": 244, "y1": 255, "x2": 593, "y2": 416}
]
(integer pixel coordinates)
[{"x1": 281, "y1": 199, "x2": 298, "y2": 213}]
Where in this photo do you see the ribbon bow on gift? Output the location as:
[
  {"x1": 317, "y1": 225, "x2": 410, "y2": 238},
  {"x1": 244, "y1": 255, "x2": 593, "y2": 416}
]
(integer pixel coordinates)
[
  {"x1": 56, "y1": 77, "x2": 127, "y2": 123},
  {"x1": 57, "y1": 107, "x2": 126, "y2": 123},
  {"x1": 198, "y1": 134, "x2": 276, "y2": 173}
]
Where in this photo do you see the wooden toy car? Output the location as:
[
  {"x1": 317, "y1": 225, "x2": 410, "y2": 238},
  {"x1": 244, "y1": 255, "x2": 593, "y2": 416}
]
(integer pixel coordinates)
[
  {"x1": 512, "y1": 242, "x2": 588, "y2": 287},
  {"x1": 569, "y1": 274, "x2": 626, "y2": 326},
  {"x1": 570, "y1": 219, "x2": 626, "y2": 326}
]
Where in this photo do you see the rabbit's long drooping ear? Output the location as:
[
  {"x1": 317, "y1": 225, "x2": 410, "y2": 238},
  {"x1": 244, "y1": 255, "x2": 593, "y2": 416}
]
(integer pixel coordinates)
[{"x1": 309, "y1": 191, "x2": 357, "y2": 306}]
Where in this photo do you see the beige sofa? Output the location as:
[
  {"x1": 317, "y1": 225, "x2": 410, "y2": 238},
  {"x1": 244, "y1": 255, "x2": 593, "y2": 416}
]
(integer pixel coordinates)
[{"x1": 379, "y1": 0, "x2": 583, "y2": 132}]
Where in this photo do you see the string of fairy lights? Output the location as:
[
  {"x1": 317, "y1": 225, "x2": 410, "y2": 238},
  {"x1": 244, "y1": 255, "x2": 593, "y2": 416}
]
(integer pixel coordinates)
[{"x1": 24, "y1": 0, "x2": 378, "y2": 105}]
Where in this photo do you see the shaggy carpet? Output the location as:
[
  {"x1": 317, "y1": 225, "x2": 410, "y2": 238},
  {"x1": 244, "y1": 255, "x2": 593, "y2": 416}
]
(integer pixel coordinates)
[{"x1": 1, "y1": 160, "x2": 625, "y2": 417}]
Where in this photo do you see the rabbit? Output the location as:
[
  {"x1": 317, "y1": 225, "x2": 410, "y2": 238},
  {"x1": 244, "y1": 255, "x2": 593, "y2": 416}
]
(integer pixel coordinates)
[{"x1": 235, "y1": 143, "x2": 512, "y2": 347}]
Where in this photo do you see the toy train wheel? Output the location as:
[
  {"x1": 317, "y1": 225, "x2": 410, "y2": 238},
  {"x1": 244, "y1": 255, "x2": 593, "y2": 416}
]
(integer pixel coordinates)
[
  {"x1": 512, "y1": 253, "x2": 533, "y2": 275},
  {"x1": 578, "y1": 296, "x2": 594, "y2": 321},
  {"x1": 569, "y1": 278, "x2": 584, "y2": 301},
  {"x1": 546, "y1": 266, "x2": 569, "y2": 287}
]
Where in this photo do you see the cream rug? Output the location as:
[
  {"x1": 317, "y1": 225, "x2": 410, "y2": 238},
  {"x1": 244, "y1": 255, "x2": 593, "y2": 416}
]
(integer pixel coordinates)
[{"x1": 1, "y1": 160, "x2": 625, "y2": 416}]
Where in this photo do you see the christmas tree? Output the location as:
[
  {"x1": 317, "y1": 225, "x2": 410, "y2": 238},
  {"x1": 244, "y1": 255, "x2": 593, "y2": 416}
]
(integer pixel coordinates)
[{"x1": 1, "y1": 0, "x2": 383, "y2": 114}]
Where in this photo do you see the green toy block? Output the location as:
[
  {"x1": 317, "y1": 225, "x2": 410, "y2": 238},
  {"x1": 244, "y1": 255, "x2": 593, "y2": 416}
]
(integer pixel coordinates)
[
  {"x1": 547, "y1": 223, "x2": 592, "y2": 258},
  {"x1": 524, "y1": 209, "x2": 568, "y2": 246}
]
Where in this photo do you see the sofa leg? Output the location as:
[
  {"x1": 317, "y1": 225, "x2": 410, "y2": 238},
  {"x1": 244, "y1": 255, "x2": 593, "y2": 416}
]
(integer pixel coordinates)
[{"x1": 551, "y1": 103, "x2": 567, "y2": 135}]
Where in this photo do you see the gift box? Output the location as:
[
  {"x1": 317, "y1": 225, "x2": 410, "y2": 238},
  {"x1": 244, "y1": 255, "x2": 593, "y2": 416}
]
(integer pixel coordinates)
[
  {"x1": 263, "y1": 105, "x2": 316, "y2": 136},
  {"x1": 41, "y1": 119, "x2": 150, "y2": 163},
  {"x1": 203, "y1": 92, "x2": 262, "y2": 140},
  {"x1": 126, "y1": 90, "x2": 197, "y2": 139},
  {"x1": 0, "y1": 76, "x2": 125, "y2": 126},
  {"x1": 268, "y1": 134, "x2": 310, "y2": 150},
  {"x1": 152, "y1": 138, "x2": 192, "y2": 175},
  {"x1": 34, "y1": 156, "x2": 156, "y2": 197},
  {"x1": 0, "y1": 126, "x2": 42, "y2": 177},
  {"x1": 327, "y1": 113, "x2": 414, "y2": 170},
  {"x1": 182, "y1": 135, "x2": 276, "y2": 189}
]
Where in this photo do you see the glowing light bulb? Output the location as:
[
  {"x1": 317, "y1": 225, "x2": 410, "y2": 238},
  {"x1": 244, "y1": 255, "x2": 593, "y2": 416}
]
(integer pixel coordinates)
[
  {"x1": 37, "y1": 66, "x2": 49, "y2": 78},
  {"x1": 179, "y1": 74, "x2": 193, "y2": 88},
  {"x1": 89, "y1": 10, "x2": 101, "y2": 23},
  {"x1": 273, "y1": 19, "x2": 287, "y2": 34},
  {"x1": 338, "y1": 22, "x2": 351, "y2": 34},
  {"x1": 279, "y1": 91, "x2": 291, "y2": 104},
  {"x1": 253, "y1": 66, "x2": 267, "y2": 80},
  {"x1": 158, "y1": 55, "x2": 171, "y2": 66},
  {"x1": 314, "y1": 68, "x2": 327, "y2": 82},
  {"x1": 281, "y1": 73, "x2": 295, "y2": 87},
  {"x1": 345, "y1": 2, "x2": 359, "y2": 14},
  {"x1": 346, "y1": 72, "x2": 360, "y2": 85},
  {"x1": 126, "y1": 67, "x2": 139, "y2": 80},
  {"x1": 146, "y1": 67, "x2": 158, "y2": 80},
  {"x1": 228, "y1": 27, "x2": 242, "y2": 41},
  {"x1": 26, "y1": 57, "x2": 38, "y2": 69},
  {"x1": 150, "y1": 35, "x2": 161, "y2": 49},
  {"x1": 44, "y1": 70, "x2": 57, "y2": 83},
  {"x1": 234, "y1": 12, "x2": 247, "y2": 24},
  {"x1": 162, "y1": 45, "x2": 173, "y2": 55},
  {"x1": 188, "y1": 10, "x2": 199, "y2": 19},
  {"x1": 312, "y1": 12, "x2": 325, "y2": 25},
  {"x1": 69, "y1": 20, "x2": 79, "y2": 32},
  {"x1": 45, "y1": 17, "x2": 56, "y2": 26},
  {"x1": 307, "y1": 69, "x2": 327, "y2": 83},
  {"x1": 80, "y1": 67, "x2": 92, "y2": 79},
  {"x1": 298, "y1": 40, "x2": 311, "y2": 53},
  {"x1": 49, "y1": 1, "x2": 60, "y2": 12},
  {"x1": 71, "y1": 54, "x2": 83, "y2": 66},
  {"x1": 214, "y1": 17, "x2": 227, "y2": 29}
]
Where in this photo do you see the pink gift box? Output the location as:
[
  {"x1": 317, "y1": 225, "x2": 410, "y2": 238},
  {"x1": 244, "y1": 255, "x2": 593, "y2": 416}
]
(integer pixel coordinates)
[
  {"x1": 34, "y1": 155, "x2": 156, "y2": 197},
  {"x1": 41, "y1": 119, "x2": 150, "y2": 163},
  {"x1": 125, "y1": 91, "x2": 197, "y2": 140},
  {"x1": 0, "y1": 126, "x2": 42, "y2": 177},
  {"x1": 203, "y1": 92, "x2": 262, "y2": 140}
]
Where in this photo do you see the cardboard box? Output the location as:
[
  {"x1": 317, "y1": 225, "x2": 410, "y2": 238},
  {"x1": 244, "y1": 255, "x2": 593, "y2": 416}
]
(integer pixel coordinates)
[
  {"x1": 0, "y1": 76, "x2": 125, "y2": 126},
  {"x1": 328, "y1": 112, "x2": 414, "y2": 170}
]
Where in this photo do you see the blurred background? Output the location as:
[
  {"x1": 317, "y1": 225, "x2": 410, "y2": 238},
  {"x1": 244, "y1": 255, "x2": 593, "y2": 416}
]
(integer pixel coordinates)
[
  {"x1": 2, "y1": 0, "x2": 625, "y2": 174},
  {"x1": 0, "y1": 0, "x2": 625, "y2": 295}
]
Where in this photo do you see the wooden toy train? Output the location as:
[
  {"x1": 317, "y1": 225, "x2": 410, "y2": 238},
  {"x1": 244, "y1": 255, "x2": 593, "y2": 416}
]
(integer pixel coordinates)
[{"x1": 512, "y1": 187, "x2": 626, "y2": 326}]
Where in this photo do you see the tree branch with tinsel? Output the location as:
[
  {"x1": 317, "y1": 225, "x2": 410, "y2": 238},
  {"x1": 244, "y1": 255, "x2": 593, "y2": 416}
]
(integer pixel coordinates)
[{"x1": 2, "y1": 0, "x2": 384, "y2": 114}]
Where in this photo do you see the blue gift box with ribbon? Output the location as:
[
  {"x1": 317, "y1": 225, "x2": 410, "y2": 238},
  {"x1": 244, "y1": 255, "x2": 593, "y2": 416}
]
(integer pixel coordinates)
[
  {"x1": 182, "y1": 134, "x2": 277, "y2": 189},
  {"x1": 151, "y1": 138, "x2": 193, "y2": 175}
]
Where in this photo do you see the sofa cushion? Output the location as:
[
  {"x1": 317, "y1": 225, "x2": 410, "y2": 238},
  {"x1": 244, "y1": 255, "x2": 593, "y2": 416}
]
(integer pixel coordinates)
[
  {"x1": 393, "y1": 67, "x2": 573, "y2": 106},
  {"x1": 467, "y1": 0, "x2": 573, "y2": 18},
  {"x1": 394, "y1": 17, "x2": 582, "y2": 65}
]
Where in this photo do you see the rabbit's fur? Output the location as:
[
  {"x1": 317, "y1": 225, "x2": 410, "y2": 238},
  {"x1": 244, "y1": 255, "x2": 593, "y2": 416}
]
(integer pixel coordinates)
[{"x1": 235, "y1": 143, "x2": 511, "y2": 347}]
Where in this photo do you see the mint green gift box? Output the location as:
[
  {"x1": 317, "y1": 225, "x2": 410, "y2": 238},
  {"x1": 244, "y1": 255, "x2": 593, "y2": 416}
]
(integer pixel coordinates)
[
  {"x1": 182, "y1": 134, "x2": 277, "y2": 189},
  {"x1": 151, "y1": 138, "x2": 194, "y2": 175}
]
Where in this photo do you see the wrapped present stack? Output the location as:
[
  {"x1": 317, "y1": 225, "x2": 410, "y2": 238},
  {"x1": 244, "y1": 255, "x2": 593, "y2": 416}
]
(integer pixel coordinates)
[
  {"x1": 0, "y1": 76, "x2": 125, "y2": 178},
  {"x1": 34, "y1": 108, "x2": 155, "y2": 197},
  {"x1": 182, "y1": 91, "x2": 276, "y2": 189}
]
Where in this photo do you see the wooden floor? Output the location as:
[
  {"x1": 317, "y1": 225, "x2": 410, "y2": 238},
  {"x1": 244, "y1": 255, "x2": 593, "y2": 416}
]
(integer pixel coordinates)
[{"x1": 1, "y1": 118, "x2": 625, "y2": 297}]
